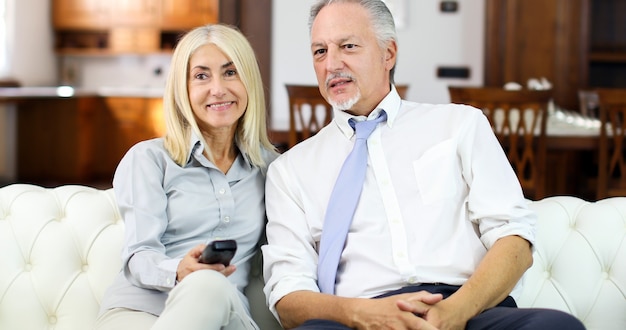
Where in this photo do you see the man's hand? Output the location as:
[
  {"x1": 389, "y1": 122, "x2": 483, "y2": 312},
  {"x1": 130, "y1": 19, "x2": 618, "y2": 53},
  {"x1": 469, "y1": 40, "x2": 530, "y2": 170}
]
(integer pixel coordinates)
[
  {"x1": 176, "y1": 244, "x2": 236, "y2": 282},
  {"x1": 398, "y1": 297, "x2": 467, "y2": 330},
  {"x1": 348, "y1": 291, "x2": 443, "y2": 330}
]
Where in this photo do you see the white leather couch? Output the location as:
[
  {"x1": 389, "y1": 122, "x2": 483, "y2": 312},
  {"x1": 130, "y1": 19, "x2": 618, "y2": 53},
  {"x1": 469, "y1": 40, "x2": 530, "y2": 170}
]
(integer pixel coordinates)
[{"x1": 1, "y1": 184, "x2": 624, "y2": 330}]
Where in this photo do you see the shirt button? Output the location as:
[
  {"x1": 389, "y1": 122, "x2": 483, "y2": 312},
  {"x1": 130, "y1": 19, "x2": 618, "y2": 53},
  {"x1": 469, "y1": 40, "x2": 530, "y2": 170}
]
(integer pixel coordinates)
[
  {"x1": 223, "y1": 216, "x2": 230, "y2": 223},
  {"x1": 219, "y1": 188, "x2": 226, "y2": 195},
  {"x1": 408, "y1": 276, "x2": 417, "y2": 284}
]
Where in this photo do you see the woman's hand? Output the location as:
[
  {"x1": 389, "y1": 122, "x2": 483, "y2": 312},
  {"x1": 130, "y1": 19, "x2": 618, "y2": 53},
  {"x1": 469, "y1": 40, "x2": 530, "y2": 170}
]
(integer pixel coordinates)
[{"x1": 176, "y1": 244, "x2": 236, "y2": 282}]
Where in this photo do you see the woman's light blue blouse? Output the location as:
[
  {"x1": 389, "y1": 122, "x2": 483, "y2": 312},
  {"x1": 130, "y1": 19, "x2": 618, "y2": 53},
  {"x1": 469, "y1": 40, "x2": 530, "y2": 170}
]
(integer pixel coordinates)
[{"x1": 99, "y1": 135, "x2": 275, "y2": 316}]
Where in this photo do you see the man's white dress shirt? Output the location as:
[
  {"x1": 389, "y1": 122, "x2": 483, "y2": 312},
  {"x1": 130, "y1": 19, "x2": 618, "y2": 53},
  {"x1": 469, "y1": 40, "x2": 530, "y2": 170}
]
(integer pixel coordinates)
[{"x1": 262, "y1": 86, "x2": 536, "y2": 317}]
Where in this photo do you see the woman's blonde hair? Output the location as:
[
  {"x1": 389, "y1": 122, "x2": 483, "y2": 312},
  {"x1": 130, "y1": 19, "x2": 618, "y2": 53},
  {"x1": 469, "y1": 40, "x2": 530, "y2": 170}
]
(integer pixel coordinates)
[{"x1": 163, "y1": 24, "x2": 276, "y2": 167}]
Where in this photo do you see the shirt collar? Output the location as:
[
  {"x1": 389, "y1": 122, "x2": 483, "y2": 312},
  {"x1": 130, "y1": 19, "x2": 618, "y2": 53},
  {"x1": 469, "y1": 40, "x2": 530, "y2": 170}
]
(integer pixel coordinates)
[
  {"x1": 187, "y1": 131, "x2": 204, "y2": 165},
  {"x1": 333, "y1": 84, "x2": 402, "y2": 139},
  {"x1": 185, "y1": 131, "x2": 253, "y2": 172}
]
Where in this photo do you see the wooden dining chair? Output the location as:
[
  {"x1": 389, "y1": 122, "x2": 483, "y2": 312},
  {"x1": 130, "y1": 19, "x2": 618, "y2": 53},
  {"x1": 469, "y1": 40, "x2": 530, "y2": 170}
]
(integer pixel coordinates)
[
  {"x1": 448, "y1": 86, "x2": 552, "y2": 200},
  {"x1": 595, "y1": 88, "x2": 626, "y2": 200},
  {"x1": 285, "y1": 84, "x2": 408, "y2": 149}
]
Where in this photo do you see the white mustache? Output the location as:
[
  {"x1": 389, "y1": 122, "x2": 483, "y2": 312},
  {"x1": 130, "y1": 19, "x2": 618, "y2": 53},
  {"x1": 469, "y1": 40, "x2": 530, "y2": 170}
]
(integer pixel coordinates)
[{"x1": 325, "y1": 72, "x2": 354, "y2": 88}]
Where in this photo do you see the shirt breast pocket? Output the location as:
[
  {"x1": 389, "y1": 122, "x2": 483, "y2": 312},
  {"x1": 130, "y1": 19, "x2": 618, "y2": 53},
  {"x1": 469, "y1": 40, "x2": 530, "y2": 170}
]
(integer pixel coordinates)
[{"x1": 413, "y1": 139, "x2": 459, "y2": 205}]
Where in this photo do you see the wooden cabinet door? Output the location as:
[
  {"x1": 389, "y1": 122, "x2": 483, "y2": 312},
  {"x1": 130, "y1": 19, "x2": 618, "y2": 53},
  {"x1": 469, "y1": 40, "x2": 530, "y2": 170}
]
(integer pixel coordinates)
[
  {"x1": 485, "y1": 0, "x2": 589, "y2": 110},
  {"x1": 100, "y1": 97, "x2": 148, "y2": 175},
  {"x1": 109, "y1": 28, "x2": 160, "y2": 53},
  {"x1": 112, "y1": 0, "x2": 160, "y2": 27},
  {"x1": 97, "y1": 97, "x2": 164, "y2": 177},
  {"x1": 53, "y1": 0, "x2": 111, "y2": 29},
  {"x1": 160, "y1": 0, "x2": 219, "y2": 30}
]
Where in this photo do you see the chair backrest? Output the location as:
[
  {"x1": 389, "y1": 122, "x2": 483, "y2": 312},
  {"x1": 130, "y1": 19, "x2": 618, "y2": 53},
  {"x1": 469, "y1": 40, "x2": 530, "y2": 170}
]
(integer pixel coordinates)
[
  {"x1": 595, "y1": 88, "x2": 626, "y2": 199},
  {"x1": 285, "y1": 85, "x2": 331, "y2": 149},
  {"x1": 448, "y1": 86, "x2": 552, "y2": 200},
  {"x1": 285, "y1": 84, "x2": 409, "y2": 149}
]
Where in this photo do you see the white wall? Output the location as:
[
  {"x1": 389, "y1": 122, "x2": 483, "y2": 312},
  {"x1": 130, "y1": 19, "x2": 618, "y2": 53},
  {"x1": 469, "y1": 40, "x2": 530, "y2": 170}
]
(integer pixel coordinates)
[
  {"x1": 9, "y1": 0, "x2": 56, "y2": 85},
  {"x1": 271, "y1": 0, "x2": 485, "y2": 130},
  {"x1": 1, "y1": 0, "x2": 56, "y2": 182}
]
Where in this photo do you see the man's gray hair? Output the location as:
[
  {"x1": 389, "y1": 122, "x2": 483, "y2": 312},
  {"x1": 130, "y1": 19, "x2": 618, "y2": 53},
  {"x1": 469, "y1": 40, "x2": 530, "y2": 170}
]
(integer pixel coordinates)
[{"x1": 308, "y1": 0, "x2": 398, "y2": 81}]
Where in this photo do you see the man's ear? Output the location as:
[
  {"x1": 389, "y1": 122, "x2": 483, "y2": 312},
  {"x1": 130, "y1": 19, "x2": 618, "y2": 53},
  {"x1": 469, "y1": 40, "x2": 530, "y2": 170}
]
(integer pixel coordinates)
[{"x1": 384, "y1": 40, "x2": 398, "y2": 71}]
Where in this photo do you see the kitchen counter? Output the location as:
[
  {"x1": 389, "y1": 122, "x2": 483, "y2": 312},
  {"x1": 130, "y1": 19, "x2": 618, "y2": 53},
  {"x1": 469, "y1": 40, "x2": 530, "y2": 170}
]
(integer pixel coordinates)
[
  {"x1": 6, "y1": 89, "x2": 166, "y2": 186},
  {"x1": 0, "y1": 86, "x2": 164, "y2": 99}
]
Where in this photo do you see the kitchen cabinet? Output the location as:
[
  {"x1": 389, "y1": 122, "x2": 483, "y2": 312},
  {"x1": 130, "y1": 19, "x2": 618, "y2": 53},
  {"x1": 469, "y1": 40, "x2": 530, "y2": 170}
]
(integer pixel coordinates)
[
  {"x1": 95, "y1": 97, "x2": 164, "y2": 177},
  {"x1": 53, "y1": 0, "x2": 110, "y2": 29},
  {"x1": 161, "y1": 0, "x2": 219, "y2": 30},
  {"x1": 109, "y1": 28, "x2": 160, "y2": 53},
  {"x1": 112, "y1": 0, "x2": 160, "y2": 27},
  {"x1": 16, "y1": 97, "x2": 103, "y2": 185},
  {"x1": 53, "y1": 0, "x2": 219, "y2": 54},
  {"x1": 15, "y1": 96, "x2": 164, "y2": 185}
]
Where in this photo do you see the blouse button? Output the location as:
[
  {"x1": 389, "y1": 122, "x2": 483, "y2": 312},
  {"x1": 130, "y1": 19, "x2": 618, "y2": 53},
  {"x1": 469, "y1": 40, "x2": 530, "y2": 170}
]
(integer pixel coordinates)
[
  {"x1": 219, "y1": 188, "x2": 226, "y2": 195},
  {"x1": 223, "y1": 216, "x2": 231, "y2": 223}
]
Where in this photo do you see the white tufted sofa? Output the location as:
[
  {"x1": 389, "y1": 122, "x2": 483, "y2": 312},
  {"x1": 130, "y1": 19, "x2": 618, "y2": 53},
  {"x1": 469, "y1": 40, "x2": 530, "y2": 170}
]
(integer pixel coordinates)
[{"x1": 0, "y1": 184, "x2": 625, "y2": 330}]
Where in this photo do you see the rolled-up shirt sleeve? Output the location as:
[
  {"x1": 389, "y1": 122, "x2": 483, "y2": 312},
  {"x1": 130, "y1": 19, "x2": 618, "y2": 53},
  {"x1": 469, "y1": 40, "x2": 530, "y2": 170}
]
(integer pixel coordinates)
[
  {"x1": 262, "y1": 155, "x2": 321, "y2": 317},
  {"x1": 459, "y1": 106, "x2": 537, "y2": 249}
]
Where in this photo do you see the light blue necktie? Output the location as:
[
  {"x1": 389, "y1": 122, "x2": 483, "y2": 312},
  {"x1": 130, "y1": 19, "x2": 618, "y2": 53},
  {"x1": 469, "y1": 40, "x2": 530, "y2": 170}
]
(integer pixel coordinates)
[{"x1": 318, "y1": 110, "x2": 387, "y2": 294}]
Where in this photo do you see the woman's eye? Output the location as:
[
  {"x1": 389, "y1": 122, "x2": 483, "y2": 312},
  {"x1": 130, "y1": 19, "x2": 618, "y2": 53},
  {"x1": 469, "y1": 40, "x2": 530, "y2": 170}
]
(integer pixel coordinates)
[
  {"x1": 195, "y1": 72, "x2": 209, "y2": 80},
  {"x1": 225, "y1": 69, "x2": 237, "y2": 77}
]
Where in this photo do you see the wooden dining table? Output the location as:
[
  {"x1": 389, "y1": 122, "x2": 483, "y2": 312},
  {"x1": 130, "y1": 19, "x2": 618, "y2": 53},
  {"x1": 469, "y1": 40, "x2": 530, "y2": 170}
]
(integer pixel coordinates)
[{"x1": 543, "y1": 112, "x2": 600, "y2": 200}]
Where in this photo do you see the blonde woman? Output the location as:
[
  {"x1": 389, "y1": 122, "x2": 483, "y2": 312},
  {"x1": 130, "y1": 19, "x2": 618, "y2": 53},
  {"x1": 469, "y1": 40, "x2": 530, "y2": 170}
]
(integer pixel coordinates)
[{"x1": 95, "y1": 24, "x2": 277, "y2": 330}]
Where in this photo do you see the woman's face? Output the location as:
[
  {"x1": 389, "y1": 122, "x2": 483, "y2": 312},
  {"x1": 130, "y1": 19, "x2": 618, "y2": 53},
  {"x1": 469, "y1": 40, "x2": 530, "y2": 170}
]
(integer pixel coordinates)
[{"x1": 187, "y1": 43, "x2": 248, "y2": 135}]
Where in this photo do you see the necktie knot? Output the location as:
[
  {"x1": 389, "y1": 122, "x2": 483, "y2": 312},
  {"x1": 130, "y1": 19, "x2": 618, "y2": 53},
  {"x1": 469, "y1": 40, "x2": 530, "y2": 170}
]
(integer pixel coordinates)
[{"x1": 349, "y1": 110, "x2": 388, "y2": 140}]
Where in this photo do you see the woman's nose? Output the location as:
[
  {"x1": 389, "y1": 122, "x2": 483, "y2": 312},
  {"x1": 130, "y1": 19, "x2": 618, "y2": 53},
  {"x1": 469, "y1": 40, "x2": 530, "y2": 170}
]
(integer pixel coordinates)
[{"x1": 209, "y1": 79, "x2": 226, "y2": 97}]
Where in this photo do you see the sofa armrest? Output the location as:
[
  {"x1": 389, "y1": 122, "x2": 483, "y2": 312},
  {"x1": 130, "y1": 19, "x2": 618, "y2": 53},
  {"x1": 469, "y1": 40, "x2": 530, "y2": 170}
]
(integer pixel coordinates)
[{"x1": 519, "y1": 196, "x2": 626, "y2": 330}]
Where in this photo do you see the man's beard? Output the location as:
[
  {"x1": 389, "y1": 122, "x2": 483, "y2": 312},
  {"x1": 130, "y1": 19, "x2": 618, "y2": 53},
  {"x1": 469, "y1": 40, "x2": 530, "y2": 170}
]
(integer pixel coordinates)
[
  {"x1": 325, "y1": 72, "x2": 360, "y2": 112},
  {"x1": 329, "y1": 90, "x2": 361, "y2": 112}
]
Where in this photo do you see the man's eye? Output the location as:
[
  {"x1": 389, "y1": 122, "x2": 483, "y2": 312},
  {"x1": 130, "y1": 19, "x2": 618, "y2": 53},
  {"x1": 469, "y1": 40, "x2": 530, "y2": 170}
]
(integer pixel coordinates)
[
  {"x1": 313, "y1": 49, "x2": 327, "y2": 56},
  {"x1": 343, "y1": 44, "x2": 356, "y2": 49}
]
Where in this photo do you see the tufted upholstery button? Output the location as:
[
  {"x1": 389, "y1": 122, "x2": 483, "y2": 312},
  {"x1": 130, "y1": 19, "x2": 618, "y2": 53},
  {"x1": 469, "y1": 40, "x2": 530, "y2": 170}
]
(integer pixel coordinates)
[
  {"x1": 602, "y1": 271, "x2": 609, "y2": 279},
  {"x1": 48, "y1": 315, "x2": 57, "y2": 324},
  {"x1": 24, "y1": 263, "x2": 32, "y2": 271},
  {"x1": 543, "y1": 271, "x2": 550, "y2": 279},
  {"x1": 82, "y1": 264, "x2": 89, "y2": 272}
]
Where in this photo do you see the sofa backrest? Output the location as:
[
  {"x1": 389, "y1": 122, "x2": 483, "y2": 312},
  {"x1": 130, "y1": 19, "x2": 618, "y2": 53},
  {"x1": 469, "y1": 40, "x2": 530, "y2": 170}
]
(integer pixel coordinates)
[
  {"x1": 519, "y1": 196, "x2": 626, "y2": 330},
  {"x1": 1, "y1": 185, "x2": 625, "y2": 330},
  {"x1": 0, "y1": 184, "x2": 124, "y2": 330}
]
